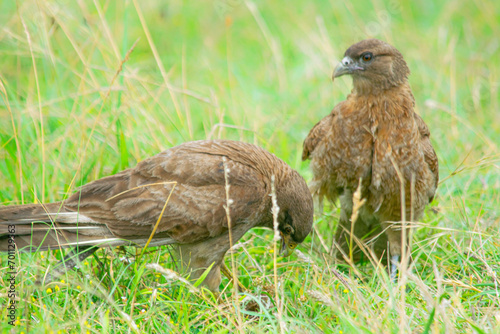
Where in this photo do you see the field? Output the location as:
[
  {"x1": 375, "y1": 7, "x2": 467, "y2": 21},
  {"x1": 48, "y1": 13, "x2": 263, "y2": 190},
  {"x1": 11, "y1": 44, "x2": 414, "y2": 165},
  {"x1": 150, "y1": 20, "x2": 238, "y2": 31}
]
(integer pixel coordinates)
[{"x1": 0, "y1": 0, "x2": 499, "y2": 333}]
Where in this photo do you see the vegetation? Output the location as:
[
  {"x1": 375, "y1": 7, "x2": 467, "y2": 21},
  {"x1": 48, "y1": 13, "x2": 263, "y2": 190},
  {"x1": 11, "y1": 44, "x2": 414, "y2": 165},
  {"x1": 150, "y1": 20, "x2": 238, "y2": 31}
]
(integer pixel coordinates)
[{"x1": 0, "y1": 0, "x2": 498, "y2": 332}]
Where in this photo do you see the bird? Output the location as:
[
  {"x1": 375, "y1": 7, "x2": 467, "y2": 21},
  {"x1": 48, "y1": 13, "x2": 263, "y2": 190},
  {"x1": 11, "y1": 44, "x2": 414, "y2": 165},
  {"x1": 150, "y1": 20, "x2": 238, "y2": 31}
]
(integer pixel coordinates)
[
  {"x1": 302, "y1": 39, "x2": 438, "y2": 279},
  {"x1": 1, "y1": 140, "x2": 313, "y2": 291}
]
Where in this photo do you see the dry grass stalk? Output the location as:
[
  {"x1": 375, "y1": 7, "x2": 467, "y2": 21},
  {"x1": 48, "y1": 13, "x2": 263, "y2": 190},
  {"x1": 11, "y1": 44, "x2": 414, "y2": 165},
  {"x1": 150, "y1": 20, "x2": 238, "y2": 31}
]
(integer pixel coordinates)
[
  {"x1": 222, "y1": 157, "x2": 244, "y2": 333},
  {"x1": 146, "y1": 263, "x2": 198, "y2": 293},
  {"x1": 307, "y1": 289, "x2": 336, "y2": 308},
  {"x1": 270, "y1": 175, "x2": 284, "y2": 334},
  {"x1": 349, "y1": 179, "x2": 367, "y2": 262}
]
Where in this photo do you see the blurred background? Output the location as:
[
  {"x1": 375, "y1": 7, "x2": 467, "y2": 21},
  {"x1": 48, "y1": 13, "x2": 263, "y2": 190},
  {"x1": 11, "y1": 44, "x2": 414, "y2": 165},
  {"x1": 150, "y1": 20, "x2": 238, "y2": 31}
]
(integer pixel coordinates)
[{"x1": 0, "y1": 0, "x2": 499, "y2": 332}]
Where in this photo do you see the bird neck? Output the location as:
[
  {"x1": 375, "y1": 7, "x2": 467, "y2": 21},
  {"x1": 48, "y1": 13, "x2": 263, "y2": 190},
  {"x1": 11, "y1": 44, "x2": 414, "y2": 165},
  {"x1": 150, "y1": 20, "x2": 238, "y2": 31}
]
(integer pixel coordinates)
[
  {"x1": 348, "y1": 82, "x2": 416, "y2": 118},
  {"x1": 351, "y1": 77, "x2": 410, "y2": 96}
]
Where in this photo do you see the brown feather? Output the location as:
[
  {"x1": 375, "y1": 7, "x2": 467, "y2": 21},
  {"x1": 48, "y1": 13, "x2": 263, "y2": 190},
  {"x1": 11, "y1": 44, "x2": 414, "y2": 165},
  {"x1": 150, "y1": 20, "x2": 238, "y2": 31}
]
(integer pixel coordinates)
[
  {"x1": 302, "y1": 110, "x2": 337, "y2": 161},
  {"x1": 303, "y1": 39, "x2": 438, "y2": 261},
  {"x1": 1, "y1": 140, "x2": 313, "y2": 290}
]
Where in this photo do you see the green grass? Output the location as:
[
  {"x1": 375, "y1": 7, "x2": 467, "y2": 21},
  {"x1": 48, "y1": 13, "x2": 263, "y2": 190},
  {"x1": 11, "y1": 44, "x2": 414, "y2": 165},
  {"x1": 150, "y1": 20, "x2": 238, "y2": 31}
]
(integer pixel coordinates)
[{"x1": 1, "y1": 0, "x2": 499, "y2": 333}]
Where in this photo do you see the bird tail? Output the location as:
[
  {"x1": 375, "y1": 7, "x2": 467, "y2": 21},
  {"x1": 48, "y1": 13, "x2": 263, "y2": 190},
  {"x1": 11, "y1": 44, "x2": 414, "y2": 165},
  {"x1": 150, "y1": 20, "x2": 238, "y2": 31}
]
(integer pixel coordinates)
[{"x1": 0, "y1": 202, "x2": 123, "y2": 252}]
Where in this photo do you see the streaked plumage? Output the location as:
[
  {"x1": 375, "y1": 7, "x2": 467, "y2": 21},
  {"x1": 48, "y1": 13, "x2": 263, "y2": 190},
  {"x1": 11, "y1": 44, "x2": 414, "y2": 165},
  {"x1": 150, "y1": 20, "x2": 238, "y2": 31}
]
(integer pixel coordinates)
[
  {"x1": 1, "y1": 140, "x2": 313, "y2": 290},
  {"x1": 302, "y1": 39, "x2": 438, "y2": 274}
]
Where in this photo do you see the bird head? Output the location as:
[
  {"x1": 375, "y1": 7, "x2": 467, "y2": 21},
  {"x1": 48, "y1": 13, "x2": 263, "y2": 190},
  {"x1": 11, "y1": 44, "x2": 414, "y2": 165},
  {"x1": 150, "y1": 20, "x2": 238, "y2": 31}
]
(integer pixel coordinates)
[
  {"x1": 276, "y1": 171, "x2": 314, "y2": 257},
  {"x1": 333, "y1": 39, "x2": 410, "y2": 93}
]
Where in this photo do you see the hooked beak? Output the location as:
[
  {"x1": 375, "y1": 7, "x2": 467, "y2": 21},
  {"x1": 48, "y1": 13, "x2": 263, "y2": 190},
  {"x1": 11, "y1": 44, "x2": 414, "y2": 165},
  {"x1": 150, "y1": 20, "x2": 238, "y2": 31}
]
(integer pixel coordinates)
[
  {"x1": 332, "y1": 56, "x2": 364, "y2": 81},
  {"x1": 279, "y1": 232, "x2": 295, "y2": 257}
]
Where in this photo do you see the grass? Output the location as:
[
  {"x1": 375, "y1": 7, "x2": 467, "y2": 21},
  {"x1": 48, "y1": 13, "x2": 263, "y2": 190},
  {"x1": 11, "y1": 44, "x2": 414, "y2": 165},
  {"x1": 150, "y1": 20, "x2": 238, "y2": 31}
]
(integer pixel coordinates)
[{"x1": 0, "y1": 0, "x2": 499, "y2": 332}]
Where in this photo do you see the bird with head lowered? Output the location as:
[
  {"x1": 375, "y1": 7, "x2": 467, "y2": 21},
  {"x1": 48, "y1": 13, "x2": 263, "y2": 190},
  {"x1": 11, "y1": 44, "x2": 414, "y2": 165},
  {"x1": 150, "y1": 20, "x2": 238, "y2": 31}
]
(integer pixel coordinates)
[{"x1": 1, "y1": 140, "x2": 313, "y2": 291}]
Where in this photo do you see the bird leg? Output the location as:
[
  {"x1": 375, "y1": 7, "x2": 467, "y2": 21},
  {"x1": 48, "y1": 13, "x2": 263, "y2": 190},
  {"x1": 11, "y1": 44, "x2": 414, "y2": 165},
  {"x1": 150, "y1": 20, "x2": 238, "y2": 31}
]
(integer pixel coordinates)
[
  {"x1": 381, "y1": 221, "x2": 404, "y2": 282},
  {"x1": 42, "y1": 246, "x2": 98, "y2": 283},
  {"x1": 173, "y1": 243, "x2": 224, "y2": 292},
  {"x1": 220, "y1": 262, "x2": 247, "y2": 293},
  {"x1": 172, "y1": 225, "x2": 250, "y2": 292},
  {"x1": 390, "y1": 255, "x2": 399, "y2": 282}
]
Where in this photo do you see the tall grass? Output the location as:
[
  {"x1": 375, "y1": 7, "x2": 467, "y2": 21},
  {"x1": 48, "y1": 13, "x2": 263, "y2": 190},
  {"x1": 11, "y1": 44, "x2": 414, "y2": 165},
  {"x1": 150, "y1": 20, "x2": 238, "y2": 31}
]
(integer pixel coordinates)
[{"x1": 0, "y1": 0, "x2": 499, "y2": 332}]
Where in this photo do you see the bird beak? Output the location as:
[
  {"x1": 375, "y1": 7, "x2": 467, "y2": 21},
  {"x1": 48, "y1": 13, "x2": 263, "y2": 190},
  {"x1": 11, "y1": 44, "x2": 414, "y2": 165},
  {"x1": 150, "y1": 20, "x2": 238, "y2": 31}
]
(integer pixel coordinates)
[
  {"x1": 279, "y1": 232, "x2": 295, "y2": 257},
  {"x1": 332, "y1": 56, "x2": 363, "y2": 80}
]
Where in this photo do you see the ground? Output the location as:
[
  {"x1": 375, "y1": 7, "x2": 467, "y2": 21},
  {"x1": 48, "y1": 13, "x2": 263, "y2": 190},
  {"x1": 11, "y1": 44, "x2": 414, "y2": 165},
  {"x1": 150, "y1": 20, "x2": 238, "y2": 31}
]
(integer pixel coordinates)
[{"x1": 0, "y1": 1, "x2": 499, "y2": 333}]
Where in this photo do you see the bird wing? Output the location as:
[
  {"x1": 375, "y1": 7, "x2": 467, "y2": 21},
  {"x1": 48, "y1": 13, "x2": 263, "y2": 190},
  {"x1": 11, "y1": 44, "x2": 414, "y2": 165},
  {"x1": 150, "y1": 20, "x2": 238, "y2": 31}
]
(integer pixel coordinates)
[
  {"x1": 1, "y1": 141, "x2": 270, "y2": 251},
  {"x1": 63, "y1": 145, "x2": 269, "y2": 245},
  {"x1": 302, "y1": 110, "x2": 335, "y2": 161},
  {"x1": 413, "y1": 112, "x2": 439, "y2": 201}
]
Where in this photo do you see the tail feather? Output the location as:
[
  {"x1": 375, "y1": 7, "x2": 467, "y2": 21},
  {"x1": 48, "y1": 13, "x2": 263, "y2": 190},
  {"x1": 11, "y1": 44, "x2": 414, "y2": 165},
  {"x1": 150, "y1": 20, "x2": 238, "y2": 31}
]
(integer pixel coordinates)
[
  {"x1": 0, "y1": 202, "x2": 64, "y2": 220},
  {"x1": 2, "y1": 212, "x2": 98, "y2": 225},
  {"x1": 3, "y1": 231, "x2": 124, "y2": 252},
  {"x1": 3, "y1": 224, "x2": 112, "y2": 237},
  {"x1": 0, "y1": 203, "x2": 177, "y2": 252},
  {"x1": 0, "y1": 202, "x2": 98, "y2": 224},
  {"x1": 0, "y1": 202, "x2": 118, "y2": 252}
]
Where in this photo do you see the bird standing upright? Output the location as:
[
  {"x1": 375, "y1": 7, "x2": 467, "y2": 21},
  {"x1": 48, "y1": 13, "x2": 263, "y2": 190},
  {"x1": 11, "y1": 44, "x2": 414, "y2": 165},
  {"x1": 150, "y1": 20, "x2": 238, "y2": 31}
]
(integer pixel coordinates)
[
  {"x1": 302, "y1": 39, "x2": 438, "y2": 278},
  {"x1": 1, "y1": 140, "x2": 313, "y2": 291}
]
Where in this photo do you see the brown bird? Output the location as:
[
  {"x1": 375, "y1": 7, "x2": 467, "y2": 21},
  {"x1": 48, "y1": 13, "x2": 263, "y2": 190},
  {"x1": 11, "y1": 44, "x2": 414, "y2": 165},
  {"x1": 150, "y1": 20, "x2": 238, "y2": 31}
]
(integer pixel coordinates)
[
  {"x1": 302, "y1": 39, "x2": 438, "y2": 278},
  {"x1": 1, "y1": 140, "x2": 313, "y2": 291}
]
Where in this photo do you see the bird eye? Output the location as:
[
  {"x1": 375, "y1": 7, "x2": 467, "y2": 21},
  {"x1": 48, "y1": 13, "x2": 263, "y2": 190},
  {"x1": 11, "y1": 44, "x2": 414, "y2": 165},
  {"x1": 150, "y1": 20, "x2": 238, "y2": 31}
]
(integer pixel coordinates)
[
  {"x1": 289, "y1": 243, "x2": 297, "y2": 249},
  {"x1": 284, "y1": 226, "x2": 293, "y2": 235},
  {"x1": 361, "y1": 52, "x2": 373, "y2": 62}
]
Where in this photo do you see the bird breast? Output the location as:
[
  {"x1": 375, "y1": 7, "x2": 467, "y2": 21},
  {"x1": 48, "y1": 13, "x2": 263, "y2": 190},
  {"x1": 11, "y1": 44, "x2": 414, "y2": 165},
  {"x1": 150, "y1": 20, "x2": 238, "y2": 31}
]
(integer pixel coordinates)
[{"x1": 311, "y1": 92, "x2": 434, "y2": 218}]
